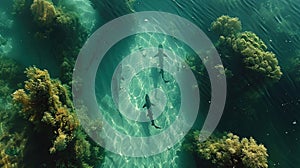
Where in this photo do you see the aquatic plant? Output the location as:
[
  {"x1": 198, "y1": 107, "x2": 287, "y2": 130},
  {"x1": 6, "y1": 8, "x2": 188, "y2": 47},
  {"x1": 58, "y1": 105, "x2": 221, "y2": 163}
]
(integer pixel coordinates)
[
  {"x1": 0, "y1": 80, "x2": 13, "y2": 103},
  {"x1": 30, "y1": 0, "x2": 57, "y2": 27},
  {"x1": 30, "y1": 0, "x2": 79, "y2": 32},
  {"x1": 0, "y1": 133, "x2": 26, "y2": 168},
  {"x1": 18, "y1": 0, "x2": 87, "y2": 85},
  {"x1": 0, "y1": 56, "x2": 23, "y2": 86},
  {"x1": 11, "y1": 0, "x2": 90, "y2": 87},
  {"x1": 12, "y1": 0, "x2": 27, "y2": 15},
  {"x1": 194, "y1": 132, "x2": 269, "y2": 168},
  {"x1": 12, "y1": 67, "x2": 77, "y2": 152},
  {"x1": 185, "y1": 54, "x2": 205, "y2": 77},
  {"x1": 57, "y1": 0, "x2": 97, "y2": 33},
  {"x1": 12, "y1": 66, "x2": 104, "y2": 167},
  {"x1": 232, "y1": 31, "x2": 283, "y2": 81},
  {"x1": 211, "y1": 15, "x2": 242, "y2": 37},
  {"x1": 55, "y1": 9, "x2": 77, "y2": 30},
  {"x1": 60, "y1": 57, "x2": 75, "y2": 86},
  {"x1": 211, "y1": 15, "x2": 283, "y2": 82},
  {"x1": 0, "y1": 81, "x2": 25, "y2": 168}
]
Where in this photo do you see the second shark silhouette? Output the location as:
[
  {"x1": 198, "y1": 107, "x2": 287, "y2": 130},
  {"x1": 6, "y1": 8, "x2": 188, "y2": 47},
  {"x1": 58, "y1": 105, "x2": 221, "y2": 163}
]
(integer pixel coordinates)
[{"x1": 142, "y1": 94, "x2": 161, "y2": 129}]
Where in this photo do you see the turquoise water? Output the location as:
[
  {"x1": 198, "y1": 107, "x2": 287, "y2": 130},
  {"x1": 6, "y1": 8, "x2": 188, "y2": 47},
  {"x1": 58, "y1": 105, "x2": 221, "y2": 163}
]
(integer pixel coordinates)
[
  {"x1": 94, "y1": 33, "x2": 196, "y2": 166},
  {"x1": 0, "y1": 0, "x2": 300, "y2": 167}
]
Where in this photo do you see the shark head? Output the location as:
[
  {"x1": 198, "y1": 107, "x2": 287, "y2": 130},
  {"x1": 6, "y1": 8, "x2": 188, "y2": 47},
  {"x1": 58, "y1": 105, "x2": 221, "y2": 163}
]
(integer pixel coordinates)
[
  {"x1": 158, "y1": 44, "x2": 164, "y2": 53},
  {"x1": 145, "y1": 94, "x2": 150, "y2": 101}
]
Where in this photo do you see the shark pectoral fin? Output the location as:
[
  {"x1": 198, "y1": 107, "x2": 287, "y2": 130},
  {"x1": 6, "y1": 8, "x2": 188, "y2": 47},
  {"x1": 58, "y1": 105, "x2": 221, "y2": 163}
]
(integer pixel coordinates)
[{"x1": 143, "y1": 104, "x2": 146, "y2": 108}]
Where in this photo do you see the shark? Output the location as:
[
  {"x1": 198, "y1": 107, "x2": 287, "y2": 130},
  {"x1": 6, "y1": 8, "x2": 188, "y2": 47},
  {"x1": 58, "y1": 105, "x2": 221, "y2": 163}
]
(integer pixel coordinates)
[
  {"x1": 142, "y1": 94, "x2": 161, "y2": 129},
  {"x1": 154, "y1": 44, "x2": 169, "y2": 83}
]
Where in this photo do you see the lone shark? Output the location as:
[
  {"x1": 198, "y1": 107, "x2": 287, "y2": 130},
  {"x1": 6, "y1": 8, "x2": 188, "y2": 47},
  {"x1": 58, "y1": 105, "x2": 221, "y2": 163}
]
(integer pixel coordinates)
[{"x1": 142, "y1": 94, "x2": 161, "y2": 129}]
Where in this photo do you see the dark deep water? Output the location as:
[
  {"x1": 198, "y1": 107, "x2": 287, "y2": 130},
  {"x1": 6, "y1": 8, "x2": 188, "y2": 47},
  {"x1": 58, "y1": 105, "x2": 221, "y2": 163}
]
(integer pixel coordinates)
[{"x1": 0, "y1": 0, "x2": 300, "y2": 167}]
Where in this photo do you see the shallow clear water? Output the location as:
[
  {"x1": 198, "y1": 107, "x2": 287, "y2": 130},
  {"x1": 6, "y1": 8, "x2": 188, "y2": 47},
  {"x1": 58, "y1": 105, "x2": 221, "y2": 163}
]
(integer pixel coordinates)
[{"x1": 0, "y1": 0, "x2": 300, "y2": 167}]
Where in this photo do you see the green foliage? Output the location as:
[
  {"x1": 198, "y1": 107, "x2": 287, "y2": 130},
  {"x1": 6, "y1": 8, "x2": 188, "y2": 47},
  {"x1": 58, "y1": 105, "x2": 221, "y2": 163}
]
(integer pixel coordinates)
[
  {"x1": 11, "y1": 66, "x2": 104, "y2": 167},
  {"x1": 30, "y1": 0, "x2": 57, "y2": 27},
  {"x1": 12, "y1": 67, "x2": 78, "y2": 152},
  {"x1": 55, "y1": 9, "x2": 78, "y2": 31},
  {"x1": 0, "y1": 81, "x2": 25, "y2": 168},
  {"x1": 60, "y1": 57, "x2": 75, "y2": 85},
  {"x1": 0, "y1": 80, "x2": 12, "y2": 101},
  {"x1": 29, "y1": 0, "x2": 87, "y2": 85},
  {"x1": 0, "y1": 133, "x2": 26, "y2": 168},
  {"x1": 232, "y1": 32, "x2": 282, "y2": 81},
  {"x1": 212, "y1": 15, "x2": 283, "y2": 82},
  {"x1": 233, "y1": 31, "x2": 267, "y2": 51},
  {"x1": 12, "y1": 0, "x2": 27, "y2": 15},
  {"x1": 185, "y1": 54, "x2": 205, "y2": 77},
  {"x1": 211, "y1": 15, "x2": 242, "y2": 36},
  {"x1": 11, "y1": 0, "x2": 88, "y2": 86},
  {"x1": 30, "y1": 0, "x2": 79, "y2": 31},
  {"x1": 0, "y1": 56, "x2": 22, "y2": 85},
  {"x1": 194, "y1": 132, "x2": 269, "y2": 168}
]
